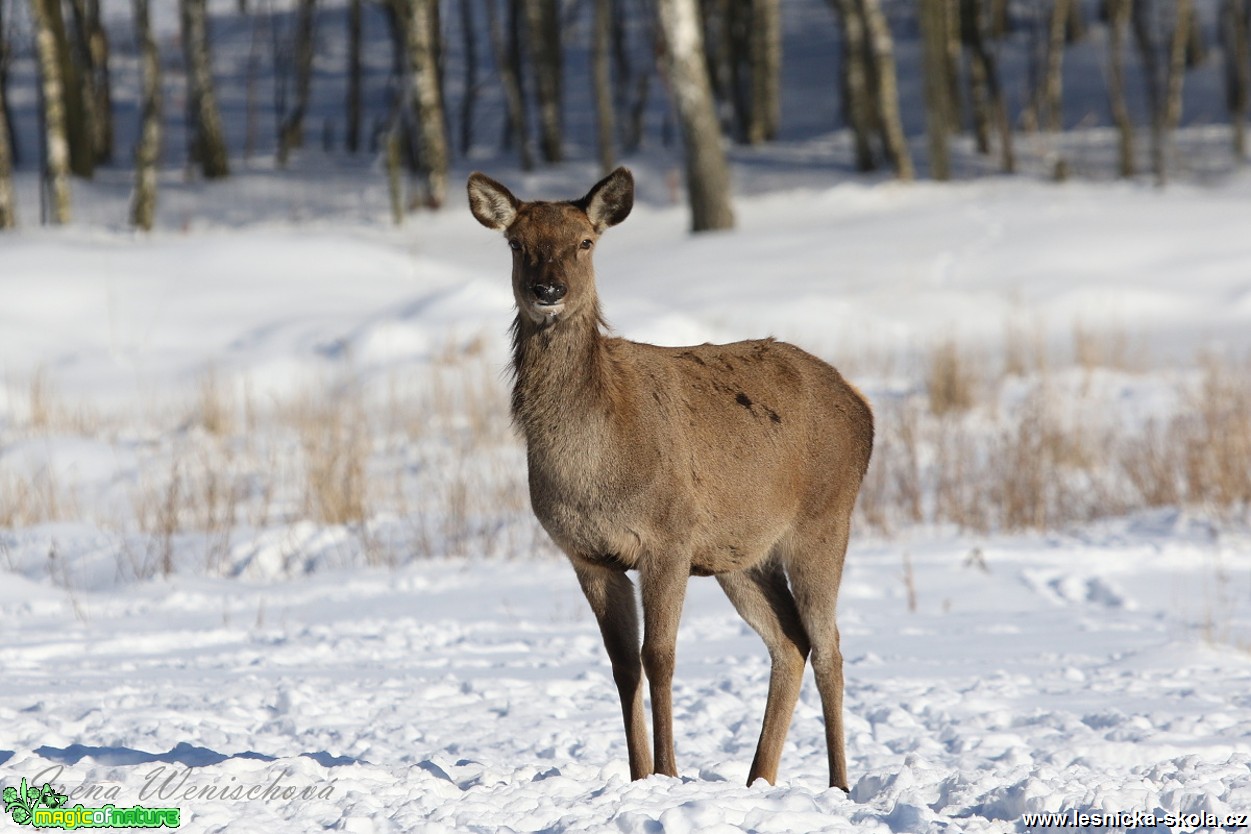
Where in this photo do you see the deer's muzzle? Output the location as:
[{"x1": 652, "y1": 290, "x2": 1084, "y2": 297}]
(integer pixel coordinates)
[{"x1": 532, "y1": 282, "x2": 568, "y2": 305}]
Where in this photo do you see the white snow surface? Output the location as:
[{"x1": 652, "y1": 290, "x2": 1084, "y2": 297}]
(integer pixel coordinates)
[{"x1": 3, "y1": 170, "x2": 1251, "y2": 831}]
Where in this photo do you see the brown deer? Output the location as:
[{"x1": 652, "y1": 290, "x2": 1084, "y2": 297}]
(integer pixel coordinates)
[{"x1": 466, "y1": 167, "x2": 873, "y2": 791}]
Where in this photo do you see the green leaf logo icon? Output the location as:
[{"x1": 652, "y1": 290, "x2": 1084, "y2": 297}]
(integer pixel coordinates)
[{"x1": 4, "y1": 777, "x2": 69, "y2": 825}]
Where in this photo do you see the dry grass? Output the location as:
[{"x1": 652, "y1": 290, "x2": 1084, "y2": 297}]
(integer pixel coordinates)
[
  {"x1": 857, "y1": 333, "x2": 1250, "y2": 536},
  {"x1": 924, "y1": 338, "x2": 980, "y2": 416},
  {"x1": 21, "y1": 368, "x2": 99, "y2": 435},
  {"x1": 2, "y1": 329, "x2": 1248, "y2": 575},
  {"x1": 0, "y1": 465, "x2": 70, "y2": 528},
  {"x1": 195, "y1": 368, "x2": 238, "y2": 436},
  {"x1": 1122, "y1": 353, "x2": 1251, "y2": 519},
  {"x1": 293, "y1": 385, "x2": 371, "y2": 527}
]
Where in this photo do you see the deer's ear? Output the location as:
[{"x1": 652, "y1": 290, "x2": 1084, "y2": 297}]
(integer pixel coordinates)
[
  {"x1": 579, "y1": 167, "x2": 634, "y2": 232},
  {"x1": 467, "y1": 173, "x2": 519, "y2": 231}
]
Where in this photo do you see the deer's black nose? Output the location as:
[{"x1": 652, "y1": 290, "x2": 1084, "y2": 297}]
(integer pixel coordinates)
[{"x1": 533, "y1": 283, "x2": 567, "y2": 305}]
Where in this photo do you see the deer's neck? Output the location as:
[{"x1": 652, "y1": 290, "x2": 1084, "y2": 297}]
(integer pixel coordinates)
[{"x1": 510, "y1": 306, "x2": 625, "y2": 452}]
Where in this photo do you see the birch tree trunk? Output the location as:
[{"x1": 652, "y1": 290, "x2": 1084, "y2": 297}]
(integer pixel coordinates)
[
  {"x1": 0, "y1": 6, "x2": 15, "y2": 168},
  {"x1": 396, "y1": 0, "x2": 448, "y2": 207},
  {"x1": 131, "y1": 0, "x2": 161, "y2": 230},
  {"x1": 181, "y1": 0, "x2": 230, "y2": 178},
  {"x1": 524, "y1": 0, "x2": 563, "y2": 162},
  {"x1": 1106, "y1": 0, "x2": 1135, "y2": 177},
  {"x1": 347, "y1": 0, "x2": 362, "y2": 153},
  {"x1": 278, "y1": 0, "x2": 317, "y2": 166},
  {"x1": 1222, "y1": 0, "x2": 1250, "y2": 158},
  {"x1": 962, "y1": 0, "x2": 1014, "y2": 172},
  {"x1": 1165, "y1": 0, "x2": 1194, "y2": 130},
  {"x1": 857, "y1": 0, "x2": 914, "y2": 180},
  {"x1": 1132, "y1": 1, "x2": 1166, "y2": 185},
  {"x1": 40, "y1": 0, "x2": 92, "y2": 178},
  {"x1": 67, "y1": 0, "x2": 112, "y2": 164},
  {"x1": 1040, "y1": 0, "x2": 1071, "y2": 131},
  {"x1": 592, "y1": 0, "x2": 616, "y2": 172},
  {"x1": 920, "y1": 0, "x2": 953, "y2": 180},
  {"x1": 0, "y1": 59, "x2": 15, "y2": 228},
  {"x1": 0, "y1": 2, "x2": 15, "y2": 227},
  {"x1": 657, "y1": 0, "x2": 735, "y2": 231},
  {"x1": 31, "y1": 0, "x2": 72, "y2": 223},
  {"x1": 459, "y1": 0, "x2": 480, "y2": 155},
  {"x1": 65, "y1": 0, "x2": 111, "y2": 165},
  {"x1": 828, "y1": 0, "x2": 876, "y2": 171},
  {"x1": 486, "y1": 0, "x2": 533, "y2": 169},
  {"x1": 747, "y1": 0, "x2": 780, "y2": 144}
]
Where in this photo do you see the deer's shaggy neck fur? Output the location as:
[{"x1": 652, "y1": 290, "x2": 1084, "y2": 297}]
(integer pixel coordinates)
[{"x1": 509, "y1": 297, "x2": 613, "y2": 437}]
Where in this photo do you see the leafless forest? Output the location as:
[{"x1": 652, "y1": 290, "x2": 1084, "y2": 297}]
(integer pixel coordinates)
[{"x1": 0, "y1": 0, "x2": 1248, "y2": 232}]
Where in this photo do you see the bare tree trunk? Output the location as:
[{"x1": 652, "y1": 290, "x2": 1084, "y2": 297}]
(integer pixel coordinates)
[
  {"x1": 962, "y1": 0, "x2": 1014, "y2": 172},
  {"x1": 67, "y1": 0, "x2": 112, "y2": 164},
  {"x1": 278, "y1": 0, "x2": 317, "y2": 166},
  {"x1": 181, "y1": 0, "x2": 230, "y2": 178},
  {"x1": 857, "y1": 0, "x2": 913, "y2": 180},
  {"x1": 524, "y1": 0, "x2": 563, "y2": 162},
  {"x1": 657, "y1": 0, "x2": 735, "y2": 231},
  {"x1": 347, "y1": 0, "x2": 363, "y2": 153},
  {"x1": 619, "y1": 0, "x2": 651, "y2": 153},
  {"x1": 1040, "y1": 0, "x2": 1071, "y2": 131},
  {"x1": 987, "y1": 0, "x2": 1008, "y2": 36},
  {"x1": 700, "y1": 0, "x2": 734, "y2": 134},
  {"x1": 0, "y1": 3, "x2": 17, "y2": 167},
  {"x1": 459, "y1": 0, "x2": 480, "y2": 155},
  {"x1": 0, "y1": 43, "x2": 14, "y2": 228},
  {"x1": 38, "y1": 0, "x2": 92, "y2": 178},
  {"x1": 1065, "y1": 0, "x2": 1086, "y2": 43},
  {"x1": 593, "y1": 0, "x2": 616, "y2": 171},
  {"x1": 487, "y1": 0, "x2": 533, "y2": 168},
  {"x1": 1165, "y1": 0, "x2": 1194, "y2": 130},
  {"x1": 943, "y1": 0, "x2": 964, "y2": 133},
  {"x1": 1106, "y1": 0, "x2": 1135, "y2": 177},
  {"x1": 386, "y1": 127, "x2": 403, "y2": 224},
  {"x1": 30, "y1": 0, "x2": 72, "y2": 223},
  {"x1": 1132, "y1": 1, "x2": 1166, "y2": 185},
  {"x1": 0, "y1": 1, "x2": 16, "y2": 225},
  {"x1": 726, "y1": 0, "x2": 753, "y2": 141},
  {"x1": 828, "y1": 0, "x2": 876, "y2": 171},
  {"x1": 395, "y1": 0, "x2": 448, "y2": 207},
  {"x1": 131, "y1": 0, "x2": 161, "y2": 230},
  {"x1": 1222, "y1": 0, "x2": 1250, "y2": 158},
  {"x1": 966, "y1": 47, "x2": 992, "y2": 152},
  {"x1": 920, "y1": 0, "x2": 953, "y2": 179},
  {"x1": 747, "y1": 0, "x2": 780, "y2": 143},
  {"x1": 241, "y1": 2, "x2": 260, "y2": 159}
]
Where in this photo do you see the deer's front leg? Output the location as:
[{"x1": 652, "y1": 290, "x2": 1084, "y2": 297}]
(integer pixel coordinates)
[
  {"x1": 638, "y1": 554, "x2": 690, "y2": 778},
  {"x1": 572, "y1": 559, "x2": 652, "y2": 780}
]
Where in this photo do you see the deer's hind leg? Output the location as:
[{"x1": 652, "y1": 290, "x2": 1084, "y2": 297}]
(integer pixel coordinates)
[
  {"x1": 717, "y1": 560, "x2": 811, "y2": 786},
  {"x1": 573, "y1": 560, "x2": 652, "y2": 780},
  {"x1": 781, "y1": 519, "x2": 852, "y2": 792}
]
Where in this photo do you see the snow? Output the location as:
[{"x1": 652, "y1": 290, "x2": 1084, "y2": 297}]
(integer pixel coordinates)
[
  {"x1": 4, "y1": 2, "x2": 1251, "y2": 819},
  {"x1": 3, "y1": 167, "x2": 1250, "y2": 830}
]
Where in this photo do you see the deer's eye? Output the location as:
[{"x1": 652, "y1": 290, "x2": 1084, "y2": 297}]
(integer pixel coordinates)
[
  {"x1": 509, "y1": 239, "x2": 521, "y2": 251},
  {"x1": 579, "y1": 239, "x2": 593, "y2": 250}
]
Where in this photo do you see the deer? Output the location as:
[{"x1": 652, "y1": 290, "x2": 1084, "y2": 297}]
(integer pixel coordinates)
[{"x1": 466, "y1": 167, "x2": 874, "y2": 791}]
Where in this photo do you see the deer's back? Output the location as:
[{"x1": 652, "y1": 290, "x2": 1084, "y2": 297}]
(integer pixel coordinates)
[{"x1": 531, "y1": 336, "x2": 873, "y2": 576}]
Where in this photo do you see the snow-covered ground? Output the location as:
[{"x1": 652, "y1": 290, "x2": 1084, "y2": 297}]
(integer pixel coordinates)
[
  {"x1": 3, "y1": 165, "x2": 1251, "y2": 832},
  {"x1": 4, "y1": 529, "x2": 1251, "y2": 833}
]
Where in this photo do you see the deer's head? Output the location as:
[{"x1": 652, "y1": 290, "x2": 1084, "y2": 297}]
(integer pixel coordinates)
[{"x1": 467, "y1": 168, "x2": 634, "y2": 326}]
